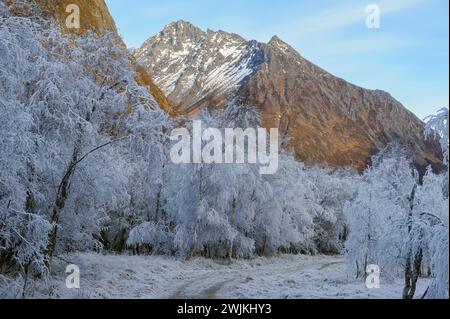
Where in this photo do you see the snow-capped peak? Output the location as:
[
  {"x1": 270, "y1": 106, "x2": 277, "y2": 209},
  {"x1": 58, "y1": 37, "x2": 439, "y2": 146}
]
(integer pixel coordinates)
[{"x1": 135, "y1": 22, "x2": 264, "y2": 110}]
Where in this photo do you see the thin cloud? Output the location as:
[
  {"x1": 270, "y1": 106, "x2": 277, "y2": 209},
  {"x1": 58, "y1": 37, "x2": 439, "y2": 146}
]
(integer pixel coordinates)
[{"x1": 276, "y1": 0, "x2": 429, "y2": 41}]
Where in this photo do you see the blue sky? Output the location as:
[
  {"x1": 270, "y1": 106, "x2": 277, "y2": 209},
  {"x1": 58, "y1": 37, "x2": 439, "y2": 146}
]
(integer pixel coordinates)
[{"x1": 105, "y1": 0, "x2": 449, "y2": 119}]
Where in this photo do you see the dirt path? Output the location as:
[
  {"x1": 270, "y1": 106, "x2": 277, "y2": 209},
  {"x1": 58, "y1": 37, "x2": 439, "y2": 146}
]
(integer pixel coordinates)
[
  {"x1": 169, "y1": 256, "x2": 345, "y2": 299},
  {"x1": 170, "y1": 275, "x2": 234, "y2": 299}
]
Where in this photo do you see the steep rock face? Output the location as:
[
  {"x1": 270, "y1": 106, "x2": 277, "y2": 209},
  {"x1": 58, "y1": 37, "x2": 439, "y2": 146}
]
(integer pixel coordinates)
[
  {"x1": 242, "y1": 36, "x2": 440, "y2": 170},
  {"x1": 25, "y1": 0, "x2": 171, "y2": 112},
  {"x1": 29, "y1": 0, "x2": 118, "y2": 35},
  {"x1": 136, "y1": 20, "x2": 442, "y2": 171},
  {"x1": 133, "y1": 62, "x2": 173, "y2": 114}
]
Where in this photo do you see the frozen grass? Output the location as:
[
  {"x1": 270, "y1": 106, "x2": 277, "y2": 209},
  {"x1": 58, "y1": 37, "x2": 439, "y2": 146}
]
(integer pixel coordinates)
[{"x1": 1, "y1": 253, "x2": 429, "y2": 299}]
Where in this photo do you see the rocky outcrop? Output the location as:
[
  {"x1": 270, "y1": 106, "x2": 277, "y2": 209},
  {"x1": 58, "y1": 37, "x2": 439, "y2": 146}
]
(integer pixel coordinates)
[{"x1": 29, "y1": 0, "x2": 118, "y2": 35}]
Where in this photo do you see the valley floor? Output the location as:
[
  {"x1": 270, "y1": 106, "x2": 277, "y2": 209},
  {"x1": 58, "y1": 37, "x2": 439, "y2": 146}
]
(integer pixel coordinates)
[{"x1": 10, "y1": 253, "x2": 430, "y2": 299}]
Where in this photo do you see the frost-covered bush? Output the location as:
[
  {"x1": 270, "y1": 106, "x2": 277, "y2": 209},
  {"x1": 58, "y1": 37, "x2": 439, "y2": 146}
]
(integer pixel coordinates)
[
  {"x1": 427, "y1": 226, "x2": 449, "y2": 299},
  {"x1": 0, "y1": 275, "x2": 25, "y2": 299},
  {"x1": 0, "y1": 208, "x2": 51, "y2": 278},
  {"x1": 127, "y1": 221, "x2": 174, "y2": 254}
]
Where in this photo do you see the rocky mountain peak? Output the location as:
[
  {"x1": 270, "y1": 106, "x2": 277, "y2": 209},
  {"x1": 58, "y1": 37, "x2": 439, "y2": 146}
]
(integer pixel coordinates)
[
  {"x1": 159, "y1": 20, "x2": 204, "y2": 42},
  {"x1": 135, "y1": 22, "x2": 265, "y2": 112},
  {"x1": 267, "y1": 35, "x2": 301, "y2": 57},
  {"x1": 268, "y1": 35, "x2": 287, "y2": 47},
  {"x1": 165, "y1": 19, "x2": 193, "y2": 29}
]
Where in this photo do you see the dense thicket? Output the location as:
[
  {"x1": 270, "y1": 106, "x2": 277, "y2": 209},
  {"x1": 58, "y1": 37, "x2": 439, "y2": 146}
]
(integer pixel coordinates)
[
  {"x1": 0, "y1": 1, "x2": 356, "y2": 269},
  {"x1": 345, "y1": 109, "x2": 449, "y2": 299}
]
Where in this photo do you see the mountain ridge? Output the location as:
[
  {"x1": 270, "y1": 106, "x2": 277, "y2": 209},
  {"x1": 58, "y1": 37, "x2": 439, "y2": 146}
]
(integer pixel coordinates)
[{"x1": 135, "y1": 20, "x2": 442, "y2": 171}]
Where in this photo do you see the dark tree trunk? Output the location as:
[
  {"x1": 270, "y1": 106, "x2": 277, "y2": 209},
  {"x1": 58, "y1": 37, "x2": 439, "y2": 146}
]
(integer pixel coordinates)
[
  {"x1": 403, "y1": 183, "x2": 422, "y2": 299},
  {"x1": 45, "y1": 137, "x2": 128, "y2": 265},
  {"x1": 45, "y1": 147, "x2": 79, "y2": 263},
  {"x1": 403, "y1": 249, "x2": 423, "y2": 299}
]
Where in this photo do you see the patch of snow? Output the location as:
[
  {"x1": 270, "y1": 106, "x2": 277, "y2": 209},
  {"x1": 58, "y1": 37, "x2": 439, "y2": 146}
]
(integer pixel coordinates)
[{"x1": 219, "y1": 45, "x2": 241, "y2": 58}]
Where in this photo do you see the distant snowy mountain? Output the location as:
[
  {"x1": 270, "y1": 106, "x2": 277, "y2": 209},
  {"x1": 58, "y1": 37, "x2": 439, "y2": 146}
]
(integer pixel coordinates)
[{"x1": 136, "y1": 20, "x2": 442, "y2": 171}]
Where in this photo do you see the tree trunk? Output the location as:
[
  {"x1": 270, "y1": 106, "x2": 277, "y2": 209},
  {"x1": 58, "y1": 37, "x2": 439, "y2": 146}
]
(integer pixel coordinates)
[
  {"x1": 403, "y1": 249, "x2": 423, "y2": 299},
  {"x1": 45, "y1": 148, "x2": 79, "y2": 263},
  {"x1": 45, "y1": 137, "x2": 128, "y2": 265},
  {"x1": 154, "y1": 186, "x2": 162, "y2": 222},
  {"x1": 403, "y1": 184, "x2": 421, "y2": 299},
  {"x1": 227, "y1": 240, "x2": 233, "y2": 262},
  {"x1": 186, "y1": 245, "x2": 196, "y2": 261}
]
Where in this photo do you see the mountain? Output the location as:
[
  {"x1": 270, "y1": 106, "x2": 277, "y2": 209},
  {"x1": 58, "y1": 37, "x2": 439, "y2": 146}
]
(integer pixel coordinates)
[
  {"x1": 135, "y1": 20, "x2": 442, "y2": 171},
  {"x1": 26, "y1": 0, "x2": 171, "y2": 112},
  {"x1": 135, "y1": 21, "x2": 264, "y2": 111}
]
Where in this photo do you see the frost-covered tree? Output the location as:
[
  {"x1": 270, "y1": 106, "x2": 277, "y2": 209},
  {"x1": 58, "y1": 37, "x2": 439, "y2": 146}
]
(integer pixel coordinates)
[
  {"x1": 0, "y1": 2, "x2": 54, "y2": 273},
  {"x1": 425, "y1": 108, "x2": 449, "y2": 163},
  {"x1": 415, "y1": 108, "x2": 449, "y2": 299},
  {"x1": 345, "y1": 128, "x2": 449, "y2": 299},
  {"x1": 163, "y1": 110, "x2": 245, "y2": 259},
  {"x1": 344, "y1": 146, "x2": 418, "y2": 279},
  {"x1": 306, "y1": 168, "x2": 359, "y2": 254},
  {"x1": 413, "y1": 169, "x2": 449, "y2": 298},
  {"x1": 159, "y1": 105, "x2": 328, "y2": 259},
  {"x1": 0, "y1": 1, "x2": 168, "y2": 268},
  {"x1": 264, "y1": 154, "x2": 318, "y2": 254},
  {"x1": 124, "y1": 112, "x2": 176, "y2": 255},
  {"x1": 425, "y1": 108, "x2": 449, "y2": 197}
]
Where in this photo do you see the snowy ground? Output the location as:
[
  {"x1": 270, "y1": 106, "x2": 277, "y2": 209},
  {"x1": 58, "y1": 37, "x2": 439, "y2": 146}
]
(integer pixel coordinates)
[{"x1": 5, "y1": 253, "x2": 430, "y2": 299}]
